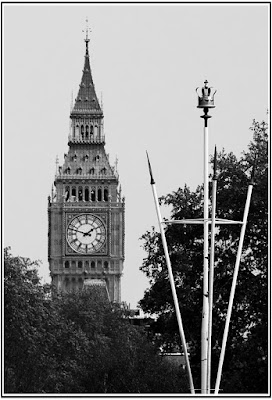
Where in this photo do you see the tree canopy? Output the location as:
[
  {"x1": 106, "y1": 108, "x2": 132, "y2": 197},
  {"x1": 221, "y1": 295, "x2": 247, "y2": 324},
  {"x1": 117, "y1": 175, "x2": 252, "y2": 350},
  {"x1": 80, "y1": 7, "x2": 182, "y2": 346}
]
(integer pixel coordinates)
[
  {"x1": 139, "y1": 119, "x2": 268, "y2": 393},
  {"x1": 4, "y1": 247, "x2": 188, "y2": 394}
]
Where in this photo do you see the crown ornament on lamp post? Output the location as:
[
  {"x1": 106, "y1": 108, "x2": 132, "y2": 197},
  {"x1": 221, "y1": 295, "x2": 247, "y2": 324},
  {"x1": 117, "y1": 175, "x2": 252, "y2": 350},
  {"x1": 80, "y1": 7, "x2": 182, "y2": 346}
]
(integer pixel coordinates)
[{"x1": 196, "y1": 80, "x2": 217, "y2": 109}]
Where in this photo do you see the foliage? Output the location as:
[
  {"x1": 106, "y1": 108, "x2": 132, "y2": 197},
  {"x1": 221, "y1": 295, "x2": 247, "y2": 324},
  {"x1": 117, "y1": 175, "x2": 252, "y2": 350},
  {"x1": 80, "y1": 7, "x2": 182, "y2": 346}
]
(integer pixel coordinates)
[
  {"x1": 4, "y1": 247, "x2": 188, "y2": 393},
  {"x1": 139, "y1": 119, "x2": 268, "y2": 393}
]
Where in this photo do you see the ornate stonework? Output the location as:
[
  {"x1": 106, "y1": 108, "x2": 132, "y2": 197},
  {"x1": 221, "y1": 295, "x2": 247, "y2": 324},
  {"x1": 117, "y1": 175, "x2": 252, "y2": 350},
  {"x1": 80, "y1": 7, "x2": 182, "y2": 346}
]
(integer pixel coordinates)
[{"x1": 48, "y1": 34, "x2": 125, "y2": 302}]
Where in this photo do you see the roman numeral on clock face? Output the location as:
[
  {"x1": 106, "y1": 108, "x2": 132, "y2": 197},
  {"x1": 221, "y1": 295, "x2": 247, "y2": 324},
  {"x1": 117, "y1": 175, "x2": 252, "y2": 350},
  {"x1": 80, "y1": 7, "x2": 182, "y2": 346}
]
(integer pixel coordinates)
[{"x1": 98, "y1": 235, "x2": 105, "y2": 242}]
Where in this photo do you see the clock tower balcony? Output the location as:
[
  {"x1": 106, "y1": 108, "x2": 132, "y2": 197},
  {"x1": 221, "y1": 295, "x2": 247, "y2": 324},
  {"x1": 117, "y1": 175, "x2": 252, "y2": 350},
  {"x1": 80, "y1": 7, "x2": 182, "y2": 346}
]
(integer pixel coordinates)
[
  {"x1": 49, "y1": 200, "x2": 125, "y2": 209},
  {"x1": 55, "y1": 171, "x2": 119, "y2": 180},
  {"x1": 68, "y1": 135, "x2": 105, "y2": 145}
]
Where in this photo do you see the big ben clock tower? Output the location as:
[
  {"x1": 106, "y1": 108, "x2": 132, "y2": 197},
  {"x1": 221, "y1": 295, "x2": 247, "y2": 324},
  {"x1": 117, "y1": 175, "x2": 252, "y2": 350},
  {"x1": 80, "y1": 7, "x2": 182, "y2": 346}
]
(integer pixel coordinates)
[{"x1": 48, "y1": 27, "x2": 125, "y2": 302}]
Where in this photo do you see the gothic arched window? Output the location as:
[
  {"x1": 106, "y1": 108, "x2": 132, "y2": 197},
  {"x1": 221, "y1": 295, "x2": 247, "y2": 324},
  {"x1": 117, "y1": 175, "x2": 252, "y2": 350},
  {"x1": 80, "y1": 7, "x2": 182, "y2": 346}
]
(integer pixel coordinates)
[
  {"x1": 86, "y1": 125, "x2": 89, "y2": 139},
  {"x1": 78, "y1": 187, "x2": 83, "y2": 201},
  {"x1": 81, "y1": 125, "x2": 84, "y2": 139},
  {"x1": 98, "y1": 188, "x2": 102, "y2": 201},
  {"x1": 90, "y1": 168, "x2": 95, "y2": 175},
  {"x1": 71, "y1": 187, "x2": 76, "y2": 200},
  {"x1": 91, "y1": 261, "x2": 95, "y2": 269},
  {"x1": 65, "y1": 186, "x2": 70, "y2": 201},
  {"x1": 75, "y1": 124, "x2": 79, "y2": 138},
  {"x1": 65, "y1": 261, "x2": 69, "y2": 268},
  {"x1": 104, "y1": 188, "x2": 108, "y2": 202},
  {"x1": 91, "y1": 188, "x2": 96, "y2": 201},
  {"x1": 78, "y1": 261, "x2": 83, "y2": 268},
  {"x1": 84, "y1": 187, "x2": 89, "y2": 201}
]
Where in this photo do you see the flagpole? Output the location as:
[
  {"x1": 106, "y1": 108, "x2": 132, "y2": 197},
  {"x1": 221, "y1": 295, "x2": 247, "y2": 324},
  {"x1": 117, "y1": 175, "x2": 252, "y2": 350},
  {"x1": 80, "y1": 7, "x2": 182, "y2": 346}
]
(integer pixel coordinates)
[
  {"x1": 146, "y1": 152, "x2": 195, "y2": 394},
  {"x1": 214, "y1": 179, "x2": 254, "y2": 394},
  {"x1": 207, "y1": 146, "x2": 218, "y2": 393}
]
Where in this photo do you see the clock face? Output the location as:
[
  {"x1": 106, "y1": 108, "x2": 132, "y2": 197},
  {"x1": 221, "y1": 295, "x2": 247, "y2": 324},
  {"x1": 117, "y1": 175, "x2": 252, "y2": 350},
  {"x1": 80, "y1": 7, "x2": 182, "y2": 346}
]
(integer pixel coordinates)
[{"x1": 67, "y1": 214, "x2": 106, "y2": 254}]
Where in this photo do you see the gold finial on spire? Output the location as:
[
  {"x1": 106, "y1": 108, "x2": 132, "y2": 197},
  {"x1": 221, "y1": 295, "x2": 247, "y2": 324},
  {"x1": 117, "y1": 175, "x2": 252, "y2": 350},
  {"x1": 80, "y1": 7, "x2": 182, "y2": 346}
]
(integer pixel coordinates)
[{"x1": 82, "y1": 17, "x2": 91, "y2": 54}]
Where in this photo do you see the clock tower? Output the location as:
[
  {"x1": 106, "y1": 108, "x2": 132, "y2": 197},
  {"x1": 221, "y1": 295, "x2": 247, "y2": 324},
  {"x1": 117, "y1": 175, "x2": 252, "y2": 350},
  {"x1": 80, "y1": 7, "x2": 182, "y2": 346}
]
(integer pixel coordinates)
[{"x1": 48, "y1": 29, "x2": 125, "y2": 302}]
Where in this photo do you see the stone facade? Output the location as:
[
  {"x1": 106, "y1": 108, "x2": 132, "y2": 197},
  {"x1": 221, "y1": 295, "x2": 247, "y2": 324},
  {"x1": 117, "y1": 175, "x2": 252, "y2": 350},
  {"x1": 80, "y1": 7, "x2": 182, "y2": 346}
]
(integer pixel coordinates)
[{"x1": 48, "y1": 35, "x2": 125, "y2": 302}]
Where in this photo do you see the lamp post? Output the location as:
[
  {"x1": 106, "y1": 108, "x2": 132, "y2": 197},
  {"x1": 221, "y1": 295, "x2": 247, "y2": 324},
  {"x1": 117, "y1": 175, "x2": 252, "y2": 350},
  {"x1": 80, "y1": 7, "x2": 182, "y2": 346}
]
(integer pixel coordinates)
[
  {"x1": 196, "y1": 80, "x2": 216, "y2": 393},
  {"x1": 207, "y1": 146, "x2": 218, "y2": 393},
  {"x1": 147, "y1": 81, "x2": 253, "y2": 395}
]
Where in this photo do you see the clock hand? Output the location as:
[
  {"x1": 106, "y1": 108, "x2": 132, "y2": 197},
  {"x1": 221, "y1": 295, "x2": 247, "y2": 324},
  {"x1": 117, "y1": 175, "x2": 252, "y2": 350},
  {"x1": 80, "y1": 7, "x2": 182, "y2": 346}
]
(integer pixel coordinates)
[
  {"x1": 83, "y1": 228, "x2": 95, "y2": 237},
  {"x1": 68, "y1": 227, "x2": 88, "y2": 235}
]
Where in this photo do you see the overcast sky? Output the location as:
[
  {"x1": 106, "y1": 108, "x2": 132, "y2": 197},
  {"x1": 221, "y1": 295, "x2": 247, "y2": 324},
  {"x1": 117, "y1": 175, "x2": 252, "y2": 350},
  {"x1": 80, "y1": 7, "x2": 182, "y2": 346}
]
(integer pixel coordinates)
[{"x1": 3, "y1": 3, "x2": 269, "y2": 308}]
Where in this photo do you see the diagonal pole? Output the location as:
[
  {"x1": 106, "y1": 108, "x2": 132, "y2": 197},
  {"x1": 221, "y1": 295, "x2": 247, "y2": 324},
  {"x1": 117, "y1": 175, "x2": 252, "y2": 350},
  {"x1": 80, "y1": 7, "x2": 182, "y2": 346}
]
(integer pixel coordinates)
[
  {"x1": 214, "y1": 179, "x2": 254, "y2": 394},
  {"x1": 146, "y1": 152, "x2": 195, "y2": 394},
  {"x1": 207, "y1": 146, "x2": 218, "y2": 393}
]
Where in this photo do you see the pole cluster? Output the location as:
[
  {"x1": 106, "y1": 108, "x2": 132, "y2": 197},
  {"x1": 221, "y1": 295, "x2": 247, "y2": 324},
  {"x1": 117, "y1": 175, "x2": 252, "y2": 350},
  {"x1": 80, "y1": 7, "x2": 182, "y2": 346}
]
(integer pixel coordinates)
[{"x1": 146, "y1": 81, "x2": 254, "y2": 395}]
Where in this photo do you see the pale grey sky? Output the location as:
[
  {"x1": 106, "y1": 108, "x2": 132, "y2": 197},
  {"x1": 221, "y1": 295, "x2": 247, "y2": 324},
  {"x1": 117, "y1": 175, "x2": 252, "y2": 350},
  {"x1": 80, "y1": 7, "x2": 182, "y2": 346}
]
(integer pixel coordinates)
[{"x1": 3, "y1": 4, "x2": 269, "y2": 308}]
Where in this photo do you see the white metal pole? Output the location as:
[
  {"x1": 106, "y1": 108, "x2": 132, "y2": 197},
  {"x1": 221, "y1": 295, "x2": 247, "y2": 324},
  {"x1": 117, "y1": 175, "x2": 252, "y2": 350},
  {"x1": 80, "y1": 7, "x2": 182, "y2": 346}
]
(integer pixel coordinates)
[
  {"x1": 214, "y1": 184, "x2": 253, "y2": 394},
  {"x1": 150, "y1": 182, "x2": 195, "y2": 394},
  {"x1": 207, "y1": 177, "x2": 217, "y2": 393},
  {"x1": 201, "y1": 121, "x2": 209, "y2": 393}
]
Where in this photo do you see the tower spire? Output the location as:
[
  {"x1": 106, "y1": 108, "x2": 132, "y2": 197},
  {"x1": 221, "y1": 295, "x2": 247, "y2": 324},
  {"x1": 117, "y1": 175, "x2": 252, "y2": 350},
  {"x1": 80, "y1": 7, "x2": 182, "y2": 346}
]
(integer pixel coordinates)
[
  {"x1": 82, "y1": 17, "x2": 91, "y2": 55},
  {"x1": 71, "y1": 21, "x2": 102, "y2": 118}
]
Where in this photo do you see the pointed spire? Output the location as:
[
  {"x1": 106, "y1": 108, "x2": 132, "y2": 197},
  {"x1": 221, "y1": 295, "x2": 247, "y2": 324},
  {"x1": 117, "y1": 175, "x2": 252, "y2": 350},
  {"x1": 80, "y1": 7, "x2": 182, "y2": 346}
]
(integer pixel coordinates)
[
  {"x1": 213, "y1": 145, "x2": 217, "y2": 180},
  {"x1": 100, "y1": 92, "x2": 103, "y2": 111},
  {"x1": 146, "y1": 151, "x2": 155, "y2": 185},
  {"x1": 55, "y1": 155, "x2": 59, "y2": 174},
  {"x1": 83, "y1": 17, "x2": 91, "y2": 56},
  {"x1": 71, "y1": 20, "x2": 102, "y2": 117}
]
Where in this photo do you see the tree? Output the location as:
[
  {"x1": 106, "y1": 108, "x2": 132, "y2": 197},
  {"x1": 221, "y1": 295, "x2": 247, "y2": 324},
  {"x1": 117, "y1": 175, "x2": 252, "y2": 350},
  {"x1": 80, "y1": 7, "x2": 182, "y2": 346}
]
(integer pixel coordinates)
[
  {"x1": 50, "y1": 290, "x2": 189, "y2": 393},
  {"x1": 4, "y1": 247, "x2": 188, "y2": 393},
  {"x1": 4, "y1": 247, "x2": 48, "y2": 392},
  {"x1": 139, "y1": 119, "x2": 268, "y2": 393},
  {"x1": 4, "y1": 247, "x2": 90, "y2": 393}
]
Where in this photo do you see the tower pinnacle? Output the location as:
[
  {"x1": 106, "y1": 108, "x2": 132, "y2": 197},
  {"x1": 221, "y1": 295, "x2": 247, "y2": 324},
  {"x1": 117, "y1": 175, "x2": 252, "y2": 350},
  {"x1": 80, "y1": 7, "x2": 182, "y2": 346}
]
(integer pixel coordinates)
[
  {"x1": 71, "y1": 22, "x2": 102, "y2": 118},
  {"x1": 82, "y1": 17, "x2": 91, "y2": 55}
]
